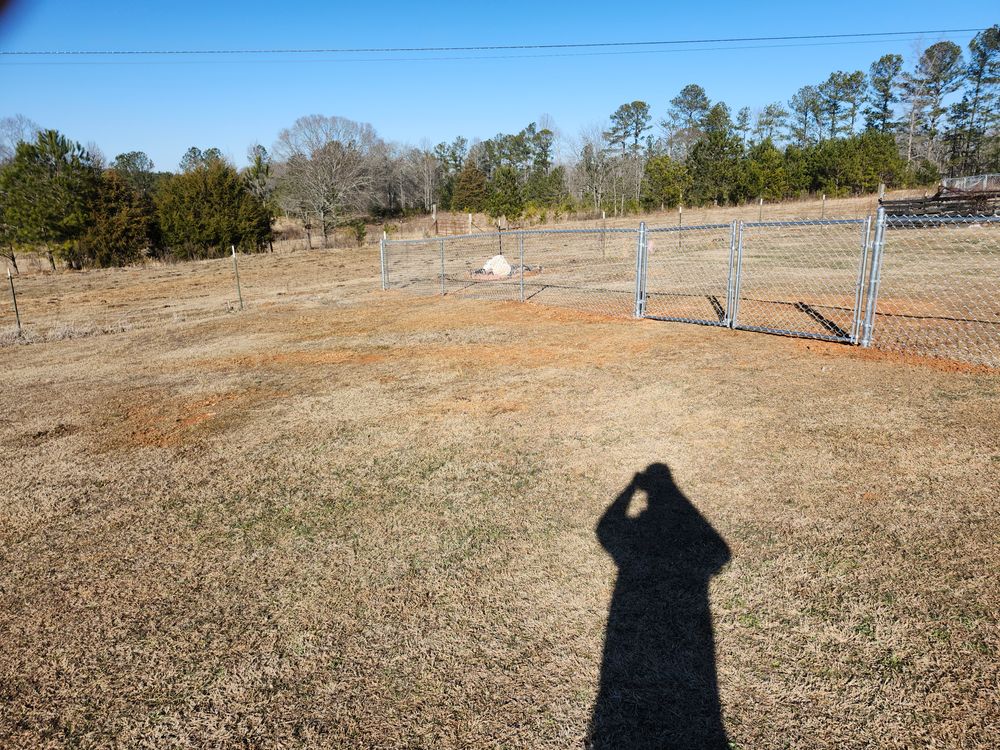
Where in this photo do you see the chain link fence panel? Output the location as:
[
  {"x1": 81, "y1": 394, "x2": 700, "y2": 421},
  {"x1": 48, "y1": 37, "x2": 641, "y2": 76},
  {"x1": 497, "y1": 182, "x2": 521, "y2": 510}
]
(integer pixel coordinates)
[
  {"x1": 731, "y1": 219, "x2": 870, "y2": 342},
  {"x1": 867, "y1": 214, "x2": 1000, "y2": 367},
  {"x1": 381, "y1": 213, "x2": 1000, "y2": 369},
  {"x1": 520, "y1": 229, "x2": 639, "y2": 317},
  {"x1": 643, "y1": 223, "x2": 734, "y2": 326},
  {"x1": 384, "y1": 229, "x2": 640, "y2": 317}
]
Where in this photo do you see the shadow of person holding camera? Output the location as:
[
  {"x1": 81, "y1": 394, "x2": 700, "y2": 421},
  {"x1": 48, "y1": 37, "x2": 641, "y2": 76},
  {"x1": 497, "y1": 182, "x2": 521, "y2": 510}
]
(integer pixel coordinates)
[{"x1": 589, "y1": 463, "x2": 731, "y2": 749}]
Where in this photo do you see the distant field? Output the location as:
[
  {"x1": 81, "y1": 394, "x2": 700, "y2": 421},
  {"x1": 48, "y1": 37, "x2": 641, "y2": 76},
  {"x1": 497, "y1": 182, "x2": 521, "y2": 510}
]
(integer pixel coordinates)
[{"x1": 1, "y1": 240, "x2": 997, "y2": 748}]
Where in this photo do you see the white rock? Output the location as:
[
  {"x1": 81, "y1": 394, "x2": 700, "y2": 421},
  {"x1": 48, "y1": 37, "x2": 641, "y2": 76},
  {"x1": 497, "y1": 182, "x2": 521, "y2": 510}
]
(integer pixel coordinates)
[{"x1": 481, "y1": 254, "x2": 511, "y2": 277}]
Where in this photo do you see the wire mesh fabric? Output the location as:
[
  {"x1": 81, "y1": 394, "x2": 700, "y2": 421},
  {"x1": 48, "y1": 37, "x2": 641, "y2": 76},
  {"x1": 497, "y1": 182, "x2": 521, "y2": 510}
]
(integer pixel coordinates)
[
  {"x1": 867, "y1": 214, "x2": 1000, "y2": 368},
  {"x1": 643, "y1": 223, "x2": 734, "y2": 326},
  {"x1": 381, "y1": 213, "x2": 1000, "y2": 368},
  {"x1": 384, "y1": 228, "x2": 640, "y2": 317},
  {"x1": 731, "y1": 219, "x2": 869, "y2": 343}
]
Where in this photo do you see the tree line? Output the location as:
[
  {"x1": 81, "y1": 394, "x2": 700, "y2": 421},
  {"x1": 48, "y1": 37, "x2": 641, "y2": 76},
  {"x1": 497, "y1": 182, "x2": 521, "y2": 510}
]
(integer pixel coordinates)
[{"x1": 0, "y1": 27, "x2": 996, "y2": 270}]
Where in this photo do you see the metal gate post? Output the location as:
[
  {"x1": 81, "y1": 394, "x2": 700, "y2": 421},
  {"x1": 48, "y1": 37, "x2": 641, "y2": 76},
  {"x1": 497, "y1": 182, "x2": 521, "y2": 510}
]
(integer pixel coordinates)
[
  {"x1": 850, "y1": 215, "x2": 872, "y2": 344},
  {"x1": 379, "y1": 236, "x2": 387, "y2": 290},
  {"x1": 729, "y1": 221, "x2": 745, "y2": 328},
  {"x1": 724, "y1": 220, "x2": 738, "y2": 326},
  {"x1": 439, "y1": 238, "x2": 446, "y2": 295},
  {"x1": 633, "y1": 222, "x2": 647, "y2": 318},
  {"x1": 860, "y1": 207, "x2": 887, "y2": 347},
  {"x1": 518, "y1": 233, "x2": 525, "y2": 303}
]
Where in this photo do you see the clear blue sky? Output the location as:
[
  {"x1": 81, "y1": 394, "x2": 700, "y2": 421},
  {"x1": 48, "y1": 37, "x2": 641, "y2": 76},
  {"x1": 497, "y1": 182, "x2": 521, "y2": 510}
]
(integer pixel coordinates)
[{"x1": 0, "y1": 1, "x2": 994, "y2": 171}]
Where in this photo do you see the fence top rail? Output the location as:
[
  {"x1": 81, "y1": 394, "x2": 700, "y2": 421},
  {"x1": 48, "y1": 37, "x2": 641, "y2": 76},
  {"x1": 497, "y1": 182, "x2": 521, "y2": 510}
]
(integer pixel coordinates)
[
  {"x1": 646, "y1": 223, "x2": 732, "y2": 232},
  {"x1": 385, "y1": 227, "x2": 638, "y2": 245},
  {"x1": 742, "y1": 218, "x2": 867, "y2": 227},
  {"x1": 886, "y1": 214, "x2": 1000, "y2": 224}
]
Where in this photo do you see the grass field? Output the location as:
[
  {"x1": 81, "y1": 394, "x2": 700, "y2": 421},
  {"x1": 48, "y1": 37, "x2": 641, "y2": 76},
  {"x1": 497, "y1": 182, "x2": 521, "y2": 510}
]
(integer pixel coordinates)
[{"x1": 2, "y1": 207, "x2": 998, "y2": 747}]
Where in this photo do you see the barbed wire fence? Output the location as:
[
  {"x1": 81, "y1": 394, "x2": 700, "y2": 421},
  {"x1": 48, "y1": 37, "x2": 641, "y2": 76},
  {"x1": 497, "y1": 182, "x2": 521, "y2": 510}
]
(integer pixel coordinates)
[{"x1": 383, "y1": 209, "x2": 1000, "y2": 368}]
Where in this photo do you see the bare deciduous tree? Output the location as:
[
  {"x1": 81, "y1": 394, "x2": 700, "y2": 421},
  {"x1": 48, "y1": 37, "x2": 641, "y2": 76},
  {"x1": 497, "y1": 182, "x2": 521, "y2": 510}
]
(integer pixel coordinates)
[{"x1": 274, "y1": 115, "x2": 380, "y2": 248}]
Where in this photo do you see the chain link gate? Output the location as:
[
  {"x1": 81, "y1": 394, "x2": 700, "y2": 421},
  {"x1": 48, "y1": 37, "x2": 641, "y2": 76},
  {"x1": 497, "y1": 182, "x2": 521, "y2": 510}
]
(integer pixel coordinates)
[
  {"x1": 728, "y1": 218, "x2": 871, "y2": 343},
  {"x1": 642, "y1": 223, "x2": 736, "y2": 327},
  {"x1": 637, "y1": 218, "x2": 871, "y2": 343},
  {"x1": 381, "y1": 210, "x2": 999, "y2": 366}
]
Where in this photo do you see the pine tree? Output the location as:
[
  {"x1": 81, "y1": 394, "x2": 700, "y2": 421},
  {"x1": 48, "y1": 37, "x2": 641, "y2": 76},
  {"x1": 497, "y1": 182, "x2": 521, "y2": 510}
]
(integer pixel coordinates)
[
  {"x1": 0, "y1": 129, "x2": 99, "y2": 269},
  {"x1": 486, "y1": 165, "x2": 524, "y2": 222},
  {"x1": 76, "y1": 169, "x2": 156, "y2": 267},
  {"x1": 451, "y1": 163, "x2": 488, "y2": 212},
  {"x1": 949, "y1": 26, "x2": 1000, "y2": 174},
  {"x1": 864, "y1": 54, "x2": 904, "y2": 132}
]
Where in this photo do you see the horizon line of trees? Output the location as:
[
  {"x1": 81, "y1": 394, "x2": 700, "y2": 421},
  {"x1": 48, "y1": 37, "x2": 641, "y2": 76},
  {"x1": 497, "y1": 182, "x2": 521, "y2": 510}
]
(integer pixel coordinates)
[{"x1": 0, "y1": 27, "x2": 996, "y2": 270}]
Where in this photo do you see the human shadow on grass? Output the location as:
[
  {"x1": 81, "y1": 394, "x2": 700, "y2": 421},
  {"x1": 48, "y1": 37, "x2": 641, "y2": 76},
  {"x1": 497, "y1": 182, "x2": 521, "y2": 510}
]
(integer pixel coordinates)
[{"x1": 589, "y1": 463, "x2": 731, "y2": 750}]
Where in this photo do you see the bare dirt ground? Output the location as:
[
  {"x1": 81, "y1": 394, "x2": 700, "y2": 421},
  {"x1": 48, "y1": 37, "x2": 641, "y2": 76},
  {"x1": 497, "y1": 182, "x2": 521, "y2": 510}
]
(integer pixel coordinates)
[{"x1": 2, "y1": 213, "x2": 999, "y2": 748}]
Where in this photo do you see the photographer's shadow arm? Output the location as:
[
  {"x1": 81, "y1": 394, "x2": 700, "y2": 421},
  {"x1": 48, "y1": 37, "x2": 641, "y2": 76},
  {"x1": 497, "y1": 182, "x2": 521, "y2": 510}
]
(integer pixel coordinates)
[{"x1": 596, "y1": 478, "x2": 637, "y2": 565}]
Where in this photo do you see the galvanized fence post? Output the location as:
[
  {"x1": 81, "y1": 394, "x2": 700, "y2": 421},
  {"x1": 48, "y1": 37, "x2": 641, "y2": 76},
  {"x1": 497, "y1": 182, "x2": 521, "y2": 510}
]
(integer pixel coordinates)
[
  {"x1": 849, "y1": 215, "x2": 873, "y2": 344},
  {"x1": 633, "y1": 222, "x2": 647, "y2": 318},
  {"x1": 518, "y1": 233, "x2": 525, "y2": 303},
  {"x1": 860, "y1": 207, "x2": 887, "y2": 347},
  {"x1": 7, "y1": 267, "x2": 21, "y2": 335},
  {"x1": 724, "y1": 220, "x2": 738, "y2": 327},
  {"x1": 439, "y1": 238, "x2": 446, "y2": 295},
  {"x1": 729, "y1": 221, "x2": 745, "y2": 328},
  {"x1": 231, "y1": 244, "x2": 244, "y2": 311},
  {"x1": 379, "y1": 234, "x2": 387, "y2": 290}
]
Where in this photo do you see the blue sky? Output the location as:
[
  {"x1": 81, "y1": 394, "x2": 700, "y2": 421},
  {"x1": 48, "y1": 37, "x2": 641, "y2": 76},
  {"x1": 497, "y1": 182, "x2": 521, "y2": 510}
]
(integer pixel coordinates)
[{"x1": 0, "y1": 1, "x2": 994, "y2": 170}]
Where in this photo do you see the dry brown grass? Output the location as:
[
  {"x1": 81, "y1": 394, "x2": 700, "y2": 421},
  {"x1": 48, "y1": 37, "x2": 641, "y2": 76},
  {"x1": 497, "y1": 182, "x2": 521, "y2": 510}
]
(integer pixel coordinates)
[{"x1": 1, "y1": 225, "x2": 998, "y2": 748}]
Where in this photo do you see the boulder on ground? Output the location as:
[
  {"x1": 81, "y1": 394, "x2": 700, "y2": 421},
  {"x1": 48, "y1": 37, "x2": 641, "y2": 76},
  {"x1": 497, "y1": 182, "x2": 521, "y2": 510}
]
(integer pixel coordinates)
[{"x1": 481, "y1": 254, "x2": 512, "y2": 277}]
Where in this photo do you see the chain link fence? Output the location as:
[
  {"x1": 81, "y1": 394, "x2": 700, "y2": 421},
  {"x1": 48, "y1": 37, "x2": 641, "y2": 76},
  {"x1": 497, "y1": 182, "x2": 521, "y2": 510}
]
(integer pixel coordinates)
[
  {"x1": 383, "y1": 210, "x2": 1000, "y2": 368},
  {"x1": 382, "y1": 228, "x2": 640, "y2": 317},
  {"x1": 866, "y1": 215, "x2": 1000, "y2": 366}
]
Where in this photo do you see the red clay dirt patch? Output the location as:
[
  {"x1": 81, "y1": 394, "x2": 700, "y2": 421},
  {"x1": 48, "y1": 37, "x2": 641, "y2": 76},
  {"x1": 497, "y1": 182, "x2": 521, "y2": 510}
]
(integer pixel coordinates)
[
  {"x1": 793, "y1": 337, "x2": 998, "y2": 375},
  {"x1": 106, "y1": 388, "x2": 282, "y2": 448}
]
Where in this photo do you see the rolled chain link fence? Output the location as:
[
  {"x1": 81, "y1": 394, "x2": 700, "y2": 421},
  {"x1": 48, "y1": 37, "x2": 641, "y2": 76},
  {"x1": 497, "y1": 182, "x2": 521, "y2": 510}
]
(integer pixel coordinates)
[{"x1": 382, "y1": 210, "x2": 1000, "y2": 368}]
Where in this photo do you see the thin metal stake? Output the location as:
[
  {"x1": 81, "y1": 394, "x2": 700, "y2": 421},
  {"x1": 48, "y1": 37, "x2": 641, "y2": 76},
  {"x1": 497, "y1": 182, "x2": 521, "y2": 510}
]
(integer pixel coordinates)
[
  {"x1": 231, "y1": 244, "x2": 244, "y2": 311},
  {"x1": 519, "y1": 233, "x2": 525, "y2": 303},
  {"x1": 379, "y1": 234, "x2": 387, "y2": 290},
  {"x1": 601, "y1": 211, "x2": 607, "y2": 259},
  {"x1": 8, "y1": 267, "x2": 21, "y2": 334},
  {"x1": 439, "y1": 239, "x2": 446, "y2": 295}
]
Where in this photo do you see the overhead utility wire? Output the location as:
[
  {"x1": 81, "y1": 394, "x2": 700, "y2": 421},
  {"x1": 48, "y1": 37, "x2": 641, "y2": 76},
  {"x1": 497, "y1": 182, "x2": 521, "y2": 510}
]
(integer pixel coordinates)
[
  {"x1": 0, "y1": 28, "x2": 985, "y2": 57},
  {"x1": 0, "y1": 36, "x2": 975, "y2": 66}
]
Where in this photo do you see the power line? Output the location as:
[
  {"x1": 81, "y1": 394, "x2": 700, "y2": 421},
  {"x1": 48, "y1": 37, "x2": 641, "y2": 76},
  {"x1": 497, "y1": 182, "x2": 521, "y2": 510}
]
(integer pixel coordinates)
[
  {"x1": 0, "y1": 36, "x2": 975, "y2": 67},
  {"x1": 0, "y1": 28, "x2": 984, "y2": 57}
]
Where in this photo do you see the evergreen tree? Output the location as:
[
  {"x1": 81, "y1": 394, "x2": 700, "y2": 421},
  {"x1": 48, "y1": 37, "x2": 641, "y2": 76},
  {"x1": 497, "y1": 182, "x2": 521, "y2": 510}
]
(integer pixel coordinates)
[
  {"x1": 685, "y1": 104, "x2": 743, "y2": 205},
  {"x1": 111, "y1": 151, "x2": 157, "y2": 195},
  {"x1": 743, "y1": 139, "x2": 787, "y2": 200},
  {"x1": 664, "y1": 84, "x2": 711, "y2": 158},
  {"x1": 451, "y1": 163, "x2": 488, "y2": 212},
  {"x1": 76, "y1": 169, "x2": 157, "y2": 267},
  {"x1": 605, "y1": 102, "x2": 652, "y2": 154},
  {"x1": 0, "y1": 129, "x2": 100, "y2": 269},
  {"x1": 949, "y1": 26, "x2": 1000, "y2": 174},
  {"x1": 155, "y1": 159, "x2": 271, "y2": 259},
  {"x1": 753, "y1": 103, "x2": 789, "y2": 144},
  {"x1": 735, "y1": 107, "x2": 752, "y2": 146},
  {"x1": 864, "y1": 54, "x2": 904, "y2": 132},
  {"x1": 788, "y1": 86, "x2": 822, "y2": 146},
  {"x1": 486, "y1": 165, "x2": 524, "y2": 222},
  {"x1": 641, "y1": 155, "x2": 689, "y2": 209},
  {"x1": 903, "y1": 42, "x2": 964, "y2": 164}
]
